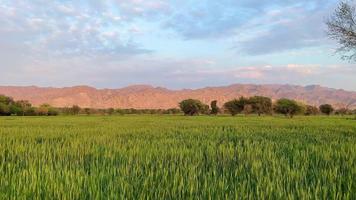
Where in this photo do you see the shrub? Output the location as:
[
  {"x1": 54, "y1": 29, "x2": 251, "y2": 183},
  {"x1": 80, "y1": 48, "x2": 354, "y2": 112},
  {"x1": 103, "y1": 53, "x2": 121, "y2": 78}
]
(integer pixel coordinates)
[
  {"x1": 36, "y1": 104, "x2": 50, "y2": 116},
  {"x1": 48, "y1": 108, "x2": 59, "y2": 116},
  {"x1": 0, "y1": 103, "x2": 11, "y2": 116},
  {"x1": 71, "y1": 105, "x2": 81, "y2": 115},
  {"x1": 243, "y1": 104, "x2": 253, "y2": 115},
  {"x1": 319, "y1": 104, "x2": 334, "y2": 115},
  {"x1": 274, "y1": 98, "x2": 303, "y2": 118},
  {"x1": 24, "y1": 107, "x2": 36, "y2": 116},
  {"x1": 0, "y1": 95, "x2": 14, "y2": 105},
  {"x1": 210, "y1": 100, "x2": 219, "y2": 115},
  {"x1": 179, "y1": 99, "x2": 208, "y2": 116},
  {"x1": 305, "y1": 105, "x2": 319, "y2": 116},
  {"x1": 9, "y1": 104, "x2": 23, "y2": 116},
  {"x1": 223, "y1": 97, "x2": 249, "y2": 116},
  {"x1": 249, "y1": 96, "x2": 272, "y2": 116}
]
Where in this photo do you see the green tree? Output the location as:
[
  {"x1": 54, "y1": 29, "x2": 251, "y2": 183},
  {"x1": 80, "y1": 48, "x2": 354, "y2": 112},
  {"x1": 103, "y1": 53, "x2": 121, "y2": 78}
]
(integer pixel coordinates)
[
  {"x1": 223, "y1": 97, "x2": 249, "y2": 116},
  {"x1": 210, "y1": 100, "x2": 219, "y2": 115},
  {"x1": 274, "y1": 98, "x2": 303, "y2": 118},
  {"x1": 179, "y1": 99, "x2": 208, "y2": 116},
  {"x1": 24, "y1": 107, "x2": 36, "y2": 116},
  {"x1": 9, "y1": 104, "x2": 23, "y2": 116},
  {"x1": 0, "y1": 95, "x2": 14, "y2": 105},
  {"x1": 249, "y1": 96, "x2": 272, "y2": 116},
  {"x1": 14, "y1": 100, "x2": 32, "y2": 116},
  {"x1": 48, "y1": 107, "x2": 59, "y2": 116},
  {"x1": 319, "y1": 104, "x2": 334, "y2": 115},
  {"x1": 0, "y1": 103, "x2": 11, "y2": 116}
]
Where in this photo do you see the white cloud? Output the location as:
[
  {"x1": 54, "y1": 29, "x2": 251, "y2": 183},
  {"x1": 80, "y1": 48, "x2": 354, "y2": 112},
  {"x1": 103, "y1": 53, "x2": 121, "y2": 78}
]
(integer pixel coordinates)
[{"x1": 0, "y1": 0, "x2": 354, "y2": 91}]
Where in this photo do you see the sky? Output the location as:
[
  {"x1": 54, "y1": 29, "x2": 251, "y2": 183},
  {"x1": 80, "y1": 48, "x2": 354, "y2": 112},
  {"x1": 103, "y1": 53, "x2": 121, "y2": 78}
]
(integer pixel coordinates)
[{"x1": 0, "y1": 0, "x2": 356, "y2": 91}]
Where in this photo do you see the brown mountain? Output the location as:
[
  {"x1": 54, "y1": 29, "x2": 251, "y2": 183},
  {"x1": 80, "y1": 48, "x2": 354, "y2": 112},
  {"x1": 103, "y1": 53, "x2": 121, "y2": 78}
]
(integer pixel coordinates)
[{"x1": 0, "y1": 84, "x2": 356, "y2": 109}]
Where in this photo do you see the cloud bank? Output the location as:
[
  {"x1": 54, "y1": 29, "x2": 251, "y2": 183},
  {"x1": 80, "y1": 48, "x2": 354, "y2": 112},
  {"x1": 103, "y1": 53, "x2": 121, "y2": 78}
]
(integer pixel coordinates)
[{"x1": 0, "y1": 0, "x2": 355, "y2": 91}]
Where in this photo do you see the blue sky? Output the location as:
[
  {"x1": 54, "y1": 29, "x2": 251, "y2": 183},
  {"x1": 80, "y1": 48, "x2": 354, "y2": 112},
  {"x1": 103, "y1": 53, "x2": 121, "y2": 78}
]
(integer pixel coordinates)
[{"x1": 0, "y1": 0, "x2": 355, "y2": 90}]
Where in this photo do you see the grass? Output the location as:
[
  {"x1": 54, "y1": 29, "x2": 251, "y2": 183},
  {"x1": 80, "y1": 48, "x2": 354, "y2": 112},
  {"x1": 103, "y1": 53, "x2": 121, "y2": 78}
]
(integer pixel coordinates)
[{"x1": 0, "y1": 115, "x2": 355, "y2": 199}]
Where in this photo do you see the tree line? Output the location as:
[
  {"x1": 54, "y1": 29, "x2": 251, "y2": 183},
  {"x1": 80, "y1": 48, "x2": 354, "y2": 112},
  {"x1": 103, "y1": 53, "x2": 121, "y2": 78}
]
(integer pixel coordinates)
[
  {"x1": 1, "y1": 94, "x2": 355, "y2": 117},
  {"x1": 179, "y1": 97, "x2": 356, "y2": 118},
  {"x1": 0, "y1": 95, "x2": 59, "y2": 116},
  {"x1": 0, "y1": 94, "x2": 182, "y2": 116}
]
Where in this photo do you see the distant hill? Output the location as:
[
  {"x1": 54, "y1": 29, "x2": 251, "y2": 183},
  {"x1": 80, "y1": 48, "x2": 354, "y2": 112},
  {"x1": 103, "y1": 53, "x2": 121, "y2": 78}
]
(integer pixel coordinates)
[{"x1": 0, "y1": 84, "x2": 355, "y2": 109}]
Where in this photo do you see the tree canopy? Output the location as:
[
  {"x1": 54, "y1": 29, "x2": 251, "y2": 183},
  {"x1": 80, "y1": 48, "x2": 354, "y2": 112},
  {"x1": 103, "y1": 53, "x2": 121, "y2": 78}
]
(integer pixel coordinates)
[
  {"x1": 179, "y1": 99, "x2": 209, "y2": 116},
  {"x1": 319, "y1": 104, "x2": 334, "y2": 115},
  {"x1": 210, "y1": 100, "x2": 219, "y2": 115},
  {"x1": 223, "y1": 97, "x2": 248, "y2": 116},
  {"x1": 274, "y1": 98, "x2": 304, "y2": 118},
  {"x1": 327, "y1": 1, "x2": 356, "y2": 61}
]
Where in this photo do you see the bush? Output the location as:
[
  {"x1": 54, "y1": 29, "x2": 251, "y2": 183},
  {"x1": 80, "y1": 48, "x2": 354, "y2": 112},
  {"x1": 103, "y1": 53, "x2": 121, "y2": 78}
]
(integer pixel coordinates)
[
  {"x1": 319, "y1": 104, "x2": 334, "y2": 115},
  {"x1": 36, "y1": 104, "x2": 50, "y2": 116},
  {"x1": 243, "y1": 104, "x2": 253, "y2": 115},
  {"x1": 48, "y1": 108, "x2": 59, "y2": 116},
  {"x1": 249, "y1": 96, "x2": 272, "y2": 116},
  {"x1": 274, "y1": 98, "x2": 303, "y2": 118},
  {"x1": 164, "y1": 108, "x2": 181, "y2": 115},
  {"x1": 71, "y1": 105, "x2": 81, "y2": 115},
  {"x1": 305, "y1": 105, "x2": 319, "y2": 116},
  {"x1": 179, "y1": 99, "x2": 208, "y2": 116},
  {"x1": 223, "y1": 97, "x2": 249, "y2": 116},
  {"x1": 0, "y1": 103, "x2": 11, "y2": 116},
  {"x1": 9, "y1": 104, "x2": 23, "y2": 116},
  {"x1": 24, "y1": 107, "x2": 36, "y2": 116},
  {"x1": 210, "y1": 100, "x2": 219, "y2": 115},
  {"x1": 0, "y1": 95, "x2": 14, "y2": 105}
]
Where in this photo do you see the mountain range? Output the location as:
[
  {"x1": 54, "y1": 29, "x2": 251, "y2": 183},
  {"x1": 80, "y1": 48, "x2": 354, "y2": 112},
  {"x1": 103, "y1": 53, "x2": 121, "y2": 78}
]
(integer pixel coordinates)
[{"x1": 0, "y1": 84, "x2": 355, "y2": 109}]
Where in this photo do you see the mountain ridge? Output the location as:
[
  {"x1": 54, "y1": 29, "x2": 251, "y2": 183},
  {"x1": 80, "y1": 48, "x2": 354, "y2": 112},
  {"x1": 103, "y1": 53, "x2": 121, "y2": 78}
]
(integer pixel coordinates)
[{"x1": 0, "y1": 84, "x2": 355, "y2": 109}]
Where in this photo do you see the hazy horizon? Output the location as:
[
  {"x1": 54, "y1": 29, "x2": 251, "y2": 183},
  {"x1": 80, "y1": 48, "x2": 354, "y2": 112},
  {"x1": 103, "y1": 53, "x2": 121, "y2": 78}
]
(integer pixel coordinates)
[
  {"x1": 2, "y1": 82, "x2": 356, "y2": 93},
  {"x1": 1, "y1": 0, "x2": 356, "y2": 90}
]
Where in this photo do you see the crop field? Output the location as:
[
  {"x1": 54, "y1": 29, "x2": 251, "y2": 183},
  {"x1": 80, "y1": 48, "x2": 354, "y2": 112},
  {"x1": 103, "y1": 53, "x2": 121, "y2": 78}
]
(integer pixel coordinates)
[{"x1": 0, "y1": 115, "x2": 355, "y2": 199}]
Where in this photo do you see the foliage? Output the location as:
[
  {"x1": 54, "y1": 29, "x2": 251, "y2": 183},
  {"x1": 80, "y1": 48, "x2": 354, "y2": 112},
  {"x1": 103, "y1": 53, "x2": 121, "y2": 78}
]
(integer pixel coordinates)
[
  {"x1": 274, "y1": 98, "x2": 304, "y2": 118},
  {"x1": 0, "y1": 95, "x2": 37, "y2": 116},
  {"x1": 326, "y1": 1, "x2": 356, "y2": 61},
  {"x1": 15, "y1": 100, "x2": 33, "y2": 116},
  {"x1": 0, "y1": 102, "x2": 11, "y2": 116},
  {"x1": 35, "y1": 104, "x2": 48, "y2": 116},
  {"x1": 223, "y1": 97, "x2": 249, "y2": 116},
  {"x1": 305, "y1": 105, "x2": 320, "y2": 115},
  {"x1": 249, "y1": 96, "x2": 273, "y2": 116},
  {"x1": 0, "y1": 95, "x2": 14, "y2": 105},
  {"x1": 71, "y1": 105, "x2": 81, "y2": 115},
  {"x1": 319, "y1": 104, "x2": 334, "y2": 115},
  {"x1": 179, "y1": 99, "x2": 209, "y2": 116},
  {"x1": 210, "y1": 100, "x2": 219, "y2": 115},
  {"x1": 243, "y1": 104, "x2": 253, "y2": 115}
]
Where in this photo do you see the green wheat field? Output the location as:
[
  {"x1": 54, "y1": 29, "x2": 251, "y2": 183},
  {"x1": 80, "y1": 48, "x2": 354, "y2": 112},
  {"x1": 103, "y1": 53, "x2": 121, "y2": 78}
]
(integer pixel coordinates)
[{"x1": 0, "y1": 115, "x2": 355, "y2": 199}]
